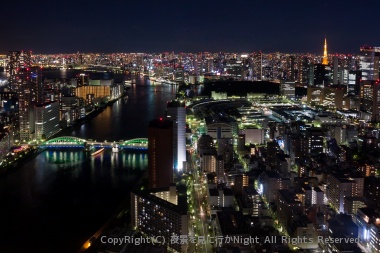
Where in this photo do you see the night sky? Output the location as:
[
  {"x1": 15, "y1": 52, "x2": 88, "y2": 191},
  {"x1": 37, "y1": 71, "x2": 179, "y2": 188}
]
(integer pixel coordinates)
[{"x1": 1, "y1": 0, "x2": 379, "y2": 54}]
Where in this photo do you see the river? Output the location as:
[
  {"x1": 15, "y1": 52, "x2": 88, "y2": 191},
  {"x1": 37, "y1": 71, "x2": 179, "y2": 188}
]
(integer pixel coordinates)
[{"x1": 0, "y1": 70, "x2": 177, "y2": 253}]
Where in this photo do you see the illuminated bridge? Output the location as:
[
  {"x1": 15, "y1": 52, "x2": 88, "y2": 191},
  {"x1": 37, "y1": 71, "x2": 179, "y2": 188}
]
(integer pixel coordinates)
[{"x1": 39, "y1": 136, "x2": 148, "y2": 150}]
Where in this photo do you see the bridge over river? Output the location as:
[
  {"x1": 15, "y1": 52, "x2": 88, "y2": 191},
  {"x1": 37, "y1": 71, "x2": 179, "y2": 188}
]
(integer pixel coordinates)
[{"x1": 36, "y1": 136, "x2": 148, "y2": 150}]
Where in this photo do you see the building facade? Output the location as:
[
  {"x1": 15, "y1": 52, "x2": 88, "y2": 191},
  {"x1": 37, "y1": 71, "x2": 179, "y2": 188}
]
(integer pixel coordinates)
[
  {"x1": 131, "y1": 186, "x2": 188, "y2": 253},
  {"x1": 166, "y1": 101, "x2": 186, "y2": 171},
  {"x1": 35, "y1": 101, "x2": 60, "y2": 140},
  {"x1": 148, "y1": 119, "x2": 173, "y2": 189},
  {"x1": 7, "y1": 50, "x2": 36, "y2": 141}
]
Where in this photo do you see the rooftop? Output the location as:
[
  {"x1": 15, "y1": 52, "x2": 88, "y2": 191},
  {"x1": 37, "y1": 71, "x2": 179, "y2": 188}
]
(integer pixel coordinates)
[{"x1": 131, "y1": 187, "x2": 187, "y2": 215}]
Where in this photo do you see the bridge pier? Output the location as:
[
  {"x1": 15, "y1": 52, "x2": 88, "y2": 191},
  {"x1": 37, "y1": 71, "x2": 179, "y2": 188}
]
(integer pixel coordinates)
[
  {"x1": 84, "y1": 142, "x2": 92, "y2": 152},
  {"x1": 112, "y1": 143, "x2": 119, "y2": 153}
]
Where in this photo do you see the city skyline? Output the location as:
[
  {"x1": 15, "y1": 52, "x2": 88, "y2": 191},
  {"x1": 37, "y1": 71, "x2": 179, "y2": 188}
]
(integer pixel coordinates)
[
  {"x1": 1, "y1": 0, "x2": 380, "y2": 54},
  {"x1": 3, "y1": 1, "x2": 380, "y2": 252}
]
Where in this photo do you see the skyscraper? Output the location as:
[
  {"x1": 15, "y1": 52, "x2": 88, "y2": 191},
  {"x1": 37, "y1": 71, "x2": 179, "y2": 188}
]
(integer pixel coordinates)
[
  {"x1": 360, "y1": 80, "x2": 380, "y2": 122},
  {"x1": 322, "y1": 37, "x2": 328, "y2": 65},
  {"x1": 313, "y1": 63, "x2": 330, "y2": 86},
  {"x1": 166, "y1": 100, "x2": 186, "y2": 171},
  {"x1": 7, "y1": 51, "x2": 36, "y2": 141},
  {"x1": 332, "y1": 55, "x2": 339, "y2": 84},
  {"x1": 359, "y1": 46, "x2": 380, "y2": 81},
  {"x1": 252, "y1": 52, "x2": 262, "y2": 81},
  {"x1": 148, "y1": 119, "x2": 173, "y2": 189}
]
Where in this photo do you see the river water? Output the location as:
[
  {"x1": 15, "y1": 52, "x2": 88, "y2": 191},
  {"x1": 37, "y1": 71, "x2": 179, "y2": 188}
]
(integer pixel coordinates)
[{"x1": 0, "y1": 70, "x2": 177, "y2": 253}]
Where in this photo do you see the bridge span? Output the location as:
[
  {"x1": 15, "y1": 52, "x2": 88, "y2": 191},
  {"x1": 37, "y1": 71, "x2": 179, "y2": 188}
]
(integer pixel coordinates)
[{"x1": 38, "y1": 136, "x2": 148, "y2": 150}]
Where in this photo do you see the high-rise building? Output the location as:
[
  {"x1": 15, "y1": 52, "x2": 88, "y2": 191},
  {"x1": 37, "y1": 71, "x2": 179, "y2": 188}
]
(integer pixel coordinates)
[
  {"x1": 252, "y1": 52, "x2": 262, "y2": 81},
  {"x1": 34, "y1": 101, "x2": 60, "y2": 140},
  {"x1": 131, "y1": 186, "x2": 188, "y2": 253},
  {"x1": 359, "y1": 46, "x2": 380, "y2": 81},
  {"x1": 200, "y1": 153, "x2": 216, "y2": 173},
  {"x1": 7, "y1": 51, "x2": 31, "y2": 93},
  {"x1": 322, "y1": 86, "x2": 346, "y2": 109},
  {"x1": 360, "y1": 80, "x2": 380, "y2": 122},
  {"x1": 348, "y1": 70, "x2": 358, "y2": 94},
  {"x1": 356, "y1": 208, "x2": 380, "y2": 251},
  {"x1": 174, "y1": 67, "x2": 184, "y2": 82},
  {"x1": 328, "y1": 174, "x2": 361, "y2": 213},
  {"x1": 313, "y1": 64, "x2": 330, "y2": 86},
  {"x1": 332, "y1": 55, "x2": 339, "y2": 84},
  {"x1": 306, "y1": 127, "x2": 324, "y2": 154},
  {"x1": 166, "y1": 100, "x2": 186, "y2": 171},
  {"x1": 148, "y1": 119, "x2": 173, "y2": 189},
  {"x1": 233, "y1": 174, "x2": 249, "y2": 196},
  {"x1": 7, "y1": 51, "x2": 36, "y2": 141}
]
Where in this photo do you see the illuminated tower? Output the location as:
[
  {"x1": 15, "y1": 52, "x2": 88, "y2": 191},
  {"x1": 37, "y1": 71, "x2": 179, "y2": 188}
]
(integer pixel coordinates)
[{"x1": 322, "y1": 37, "x2": 328, "y2": 65}]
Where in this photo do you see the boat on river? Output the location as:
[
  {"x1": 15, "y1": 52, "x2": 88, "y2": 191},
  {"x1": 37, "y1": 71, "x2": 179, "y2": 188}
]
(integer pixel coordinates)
[
  {"x1": 124, "y1": 80, "x2": 132, "y2": 87},
  {"x1": 91, "y1": 148, "x2": 105, "y2": 156}
]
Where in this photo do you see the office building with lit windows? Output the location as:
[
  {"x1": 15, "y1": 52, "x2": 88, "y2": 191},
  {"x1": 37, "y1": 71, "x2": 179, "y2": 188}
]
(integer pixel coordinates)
[
  {"x1": 370, "y1": 221, "x2": 380, "y2": 252},
  {"x1": 35, "y1": 101, "x2": 60, "y2": 140},
  {"x1": 131, "y1": 186, "x2": 188, "y2": 253},
  {"x1": 241, "y1": 186, "x2": 260, "y2": 216},
  {"x1": 328, "y1": 174, "x2": 362, "y2": 213},
  {"x1": 356, "y1": 208, "x2": 380, "y2": 252},
  {"x1": 60, "y1": 96, "x2": 81, "y2": 126},
  {"x1": 200, "y1": 153, "x2": 216, "y2": 173},
  {"x1": 359, "y1": 46, "x2": 380, "y2": 81},
  {"x1": 257, "y1": 170, "x2": 291, "y2": 203},
  {"x1": 360, "y1": 80, "x2": 380, "y2": 122},
  {"x1": 75, "y1": 83, "x2": 123, "y2": 103},
  {"x1": 306, "y1": 127, "x2": 324, "y2": 154}
]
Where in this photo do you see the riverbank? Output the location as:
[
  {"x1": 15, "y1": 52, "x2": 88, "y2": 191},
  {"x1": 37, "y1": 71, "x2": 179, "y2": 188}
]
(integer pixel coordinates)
[
  {"x1": 78, "y1": 170, "x2": 148, "y2": 253},
  {"x1": 0, "y1": 147, "x2": 42, "y2": 176},
  {"x1": 55, "y1": 89, "x2": 129, "y2": 137},
  {"x1": 0, "y1": 89, "x2": 129, "y2": 176}
]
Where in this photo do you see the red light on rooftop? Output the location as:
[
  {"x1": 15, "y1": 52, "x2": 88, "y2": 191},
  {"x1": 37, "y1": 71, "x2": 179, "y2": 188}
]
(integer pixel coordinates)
[{"x1": 159, "y1": 117, "x2": 163, "y2": 121}]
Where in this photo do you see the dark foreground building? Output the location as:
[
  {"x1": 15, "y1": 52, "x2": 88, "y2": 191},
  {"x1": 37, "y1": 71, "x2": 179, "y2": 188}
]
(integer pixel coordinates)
[{"x1": 148, "y1": 119, "x2": 173, "y2": 189}]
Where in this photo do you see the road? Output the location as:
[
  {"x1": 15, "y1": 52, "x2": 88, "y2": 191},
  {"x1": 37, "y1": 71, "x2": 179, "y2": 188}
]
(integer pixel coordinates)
[{"x1": 189, "y1": 150, "x2": 213, "y2": 253}]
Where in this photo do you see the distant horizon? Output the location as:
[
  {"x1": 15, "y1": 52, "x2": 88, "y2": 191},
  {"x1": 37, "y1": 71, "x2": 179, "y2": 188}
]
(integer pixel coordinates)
[
  {"x1": 2, "y1": 0, "x2": 380, "y2": 55},
  {"x1": 0, "y1": 46, "x2": 372, "y2": 56}
]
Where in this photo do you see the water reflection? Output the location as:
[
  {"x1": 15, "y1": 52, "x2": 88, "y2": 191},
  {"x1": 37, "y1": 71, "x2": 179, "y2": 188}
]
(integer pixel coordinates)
[
  {"x1": 71, "y1": 75, "x2": 176, "y2": 140},
  {"x1": 43, "y1": 149, "x2": 147, "y2": 172},
  {"x1": 0, "y1": 72, "x2": 173, "y2": 253}
]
